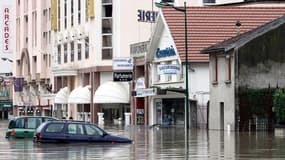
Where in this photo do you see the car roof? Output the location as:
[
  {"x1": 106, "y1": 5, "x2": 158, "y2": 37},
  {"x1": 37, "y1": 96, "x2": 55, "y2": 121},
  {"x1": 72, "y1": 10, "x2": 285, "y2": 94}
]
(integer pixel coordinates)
[{"x1": 10, "y1": 116, "x2": 58, "y2": 120}]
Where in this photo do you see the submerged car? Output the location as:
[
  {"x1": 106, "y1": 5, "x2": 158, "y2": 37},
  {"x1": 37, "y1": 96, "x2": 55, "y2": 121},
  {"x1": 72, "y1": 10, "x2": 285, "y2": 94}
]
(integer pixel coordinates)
[
  {"x1": 33, "y1": 121, "x2": 132, "y2": 143},
  {"x1": 6, "y1": 116, "x2": 58, "y2": 138}
]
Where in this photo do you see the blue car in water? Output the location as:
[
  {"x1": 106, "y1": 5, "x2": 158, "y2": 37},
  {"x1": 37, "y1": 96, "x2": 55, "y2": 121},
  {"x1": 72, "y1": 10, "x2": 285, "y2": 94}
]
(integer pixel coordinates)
[{"x1": 33, "y1": 120, "x2": 132, "y2": 143}]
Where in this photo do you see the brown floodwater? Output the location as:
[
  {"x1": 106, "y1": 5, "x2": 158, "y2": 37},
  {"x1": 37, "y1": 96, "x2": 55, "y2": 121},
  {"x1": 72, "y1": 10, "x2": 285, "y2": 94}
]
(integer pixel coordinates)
[{"x1": 0, "y1": 120, "x2": 285, "y2": 160}]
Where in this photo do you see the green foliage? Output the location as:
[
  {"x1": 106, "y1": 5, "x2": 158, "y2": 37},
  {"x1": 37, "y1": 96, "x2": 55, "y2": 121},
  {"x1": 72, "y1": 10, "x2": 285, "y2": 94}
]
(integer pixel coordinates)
[
  {"x1": 239, "y1": 88, "x2": 274, "y2": 117},
  {"x1": 273, "y1": 89, "x2": 285, "y2": 123}
]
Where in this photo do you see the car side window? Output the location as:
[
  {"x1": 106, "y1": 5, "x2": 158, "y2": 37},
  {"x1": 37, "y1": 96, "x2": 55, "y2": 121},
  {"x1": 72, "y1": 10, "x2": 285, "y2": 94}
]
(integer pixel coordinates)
[
  {"x1": 45, "y1": 123, "x2": 64, "y2": 133},
  {"x1": 27, "y1": 118, "x2": 42, "y2": 129},
  {"x1": 85, "y1": 124, "x2": 104, "y2": 136},
  {"x1": 8, "y1": 120, "x2": 16, "y2": 129},
  {"x1": 15, "y1": 118, "x2": 25, "y2": 128},
  {"x1": 67, "y1": 124, "x2": 85, "y2": 135}
]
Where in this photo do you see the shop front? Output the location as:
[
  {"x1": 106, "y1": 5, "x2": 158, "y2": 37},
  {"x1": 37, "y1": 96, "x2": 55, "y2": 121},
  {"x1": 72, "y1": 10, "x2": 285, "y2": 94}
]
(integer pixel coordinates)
[
  {"x1": 0, "y1": 101, "x2": 12, "y2": 119},
  {"x1": 154, "y1": 98, "x2": 185, "y2": 126}
]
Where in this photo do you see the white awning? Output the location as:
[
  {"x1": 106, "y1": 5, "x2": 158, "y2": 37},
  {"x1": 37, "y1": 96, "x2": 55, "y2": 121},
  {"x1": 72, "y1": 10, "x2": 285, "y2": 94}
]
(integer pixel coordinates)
[
  {"x1": 68, "y1": 85, "x2": 91, "y2": 104},
  {"x1": 93, "y1": 81, "x2": 129, "y2": 104},
  {"x1": 54, "y1": 87, "x2": 69, "y2": 104}
]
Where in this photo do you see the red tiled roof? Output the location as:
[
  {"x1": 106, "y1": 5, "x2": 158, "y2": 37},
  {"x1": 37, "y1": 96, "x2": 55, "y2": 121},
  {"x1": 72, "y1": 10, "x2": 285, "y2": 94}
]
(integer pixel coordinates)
[{"x1": 162, "y1": 7, "x2": 285, "y2": 62}]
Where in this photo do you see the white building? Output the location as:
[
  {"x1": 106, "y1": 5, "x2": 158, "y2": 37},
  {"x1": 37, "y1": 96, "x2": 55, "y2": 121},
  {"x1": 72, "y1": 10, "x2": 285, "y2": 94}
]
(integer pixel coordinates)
[
  {"x1": 13, "y1": 0, "x2": 53, "y2": 117},
  {"x1": 0, "y1": 0, "x2": 14, "y2": 119},
  {"x1": 51, "y1": 0, "x2": 159, "y2": 123}
]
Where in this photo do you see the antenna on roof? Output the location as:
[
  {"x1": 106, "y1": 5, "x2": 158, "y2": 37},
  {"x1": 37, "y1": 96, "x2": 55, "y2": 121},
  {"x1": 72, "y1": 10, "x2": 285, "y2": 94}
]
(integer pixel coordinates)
[{"x1": 236, "y1": 20, "x2": 241, "y2": 35}]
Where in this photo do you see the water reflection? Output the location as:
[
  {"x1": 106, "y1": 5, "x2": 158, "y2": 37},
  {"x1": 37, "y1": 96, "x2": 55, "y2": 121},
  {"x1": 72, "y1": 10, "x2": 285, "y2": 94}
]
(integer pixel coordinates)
[{"x1": 0, "y1": 121, "x2": 285, "y2": 159}]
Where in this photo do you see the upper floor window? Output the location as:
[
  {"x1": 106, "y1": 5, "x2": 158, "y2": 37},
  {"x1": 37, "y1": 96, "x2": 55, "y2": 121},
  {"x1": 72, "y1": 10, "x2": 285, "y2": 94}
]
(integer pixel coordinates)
[
  {"x1": 58, "y1": 0, "x2": 61, "y2": 31},
  {"x1": 71, "y1": 0, "x2": 74, "y2": 26},
  {"x1": 78, "y1": 43, "x2": 82, "y2": 61},
  {"x1": 71, "y1": 42, "x2": 74, "y2": 62},
  {"x1": 57, "y1": 45, "x2": 61, "y2": 64},
  {"x1": 85, "y1": 37, "x2": 89, "y2": 59},
  {"x1": 78, "y1": 0, "x2": 81, "y2": 24},
  {"x1": 64, "y1": 43, "x2": 67, "y2": 63},
  {"x1": 225, "y1": 55, "x2": 231, "y2": 84},
  {"x1": 64, "y1": 0, "x2": 67, "y2": 29}
]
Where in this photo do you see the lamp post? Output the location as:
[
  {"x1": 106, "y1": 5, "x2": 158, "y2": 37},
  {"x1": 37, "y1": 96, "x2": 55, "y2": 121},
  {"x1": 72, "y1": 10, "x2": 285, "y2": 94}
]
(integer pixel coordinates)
[{"x1": 155, "y1": 1, "x2": 190, "y2": 129}]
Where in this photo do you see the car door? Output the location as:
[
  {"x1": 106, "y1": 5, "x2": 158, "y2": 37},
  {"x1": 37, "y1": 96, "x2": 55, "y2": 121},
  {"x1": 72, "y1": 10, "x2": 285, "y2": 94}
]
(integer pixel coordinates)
[
  {"x1": 84, "y1": 124, "x2": 105, "y2": 142},
  {"x1": 65, "y1": 123, "x2": 87, "y2": 142}
]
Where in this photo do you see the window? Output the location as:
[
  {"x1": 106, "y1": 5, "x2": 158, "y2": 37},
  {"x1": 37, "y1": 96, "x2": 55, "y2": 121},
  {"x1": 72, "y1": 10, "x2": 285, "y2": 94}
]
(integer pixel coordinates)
[
  {"x1": 64, "y1": 43, "x2": 67, "y2": 63},
  {"x1": 67, "y1": 124, "x2": 84, "y2": 135},
  {"x1": 225, "y1": 55, "x2": 231, "y2": 83},
  {"x1": 85, "y1": 124, "x2": 104, "y2": 136},
  {"x1": 85, "y1": 37, "x2": 89, "y2": 59},
  {"x1": 203, "y1": 0, "x2": 216, "y2": 3},
  {"x1": 78, "y1": 43, "x2": 82, "y2": 61},
  {"x1": 15, "y1": 118, "x2": 25, "y2": 128},
  {"x1": 27, "y1": 117, "x2": 42, "y2": 129},
  {"x1": 57, "y1": 45, "x2": 61, "y2": 64},
  {"x1": 102, "y1": 1, "x2": 113, "y2": 60},
  {"x1": 85, "y1": 0, "x2": 88, "y2": 22},
  {"x1": 64, "y1": 0, "x2": 67, "y2": 29},
  {"x1": 58, "y1": 0, "x2": 61, "y2": 31},
  {"x1": 45, "y1": 123, "x2": 64, "y2": 133},
  {"x1": 71, "y1": 0, "x2": 74, "y2": 26},
  {"x1": 212, "y1": 56, "x2": 218, "y2": 85},
  {"x1": 71, "y1": 42, "x2": 74, "y2": 62},
  {"x1": 78, "y1": 0, "x2": 81, "y2": 24}
]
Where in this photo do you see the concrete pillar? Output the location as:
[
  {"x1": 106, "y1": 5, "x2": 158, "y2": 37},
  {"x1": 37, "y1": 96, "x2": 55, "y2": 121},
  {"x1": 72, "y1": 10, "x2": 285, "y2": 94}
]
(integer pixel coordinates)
[
  {"x1": 97, "y1": 112, "x2": 104, "y2": 125},
  {"x1": 125, "y1": 112, "x2": 131, "y2": 126}
]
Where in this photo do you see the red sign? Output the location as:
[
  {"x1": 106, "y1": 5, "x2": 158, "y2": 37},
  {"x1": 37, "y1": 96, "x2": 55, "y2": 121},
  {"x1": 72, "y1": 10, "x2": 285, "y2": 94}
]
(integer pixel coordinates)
[{"x1": 3, "y1": 8, "x2": 10, "y2": 52}]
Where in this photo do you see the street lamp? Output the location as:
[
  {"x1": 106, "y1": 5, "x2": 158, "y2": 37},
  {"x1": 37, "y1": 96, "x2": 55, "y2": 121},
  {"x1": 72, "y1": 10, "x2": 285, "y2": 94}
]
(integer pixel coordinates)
[{"x1": 155, "y1": 1, "x2": 190, "y2": 129}]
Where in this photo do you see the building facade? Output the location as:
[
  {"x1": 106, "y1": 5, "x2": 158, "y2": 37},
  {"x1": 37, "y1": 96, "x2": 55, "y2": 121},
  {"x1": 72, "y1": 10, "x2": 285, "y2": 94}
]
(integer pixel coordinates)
[
  {"x1": 51, "y1": 0, "x2": 159, "y2": 124},
  {"x1": 202, "y1": 15, "x2": 285, "y2": 131},
  {"x1": 13, "y1": 0, "x2": 54, "y2": 117}
]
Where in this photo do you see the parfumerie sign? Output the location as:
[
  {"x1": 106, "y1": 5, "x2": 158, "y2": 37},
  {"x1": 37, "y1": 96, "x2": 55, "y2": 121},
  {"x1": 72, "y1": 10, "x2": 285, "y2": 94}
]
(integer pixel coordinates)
[{"x1": 113, "y1": 72, "x2": 133, "y2": 82}]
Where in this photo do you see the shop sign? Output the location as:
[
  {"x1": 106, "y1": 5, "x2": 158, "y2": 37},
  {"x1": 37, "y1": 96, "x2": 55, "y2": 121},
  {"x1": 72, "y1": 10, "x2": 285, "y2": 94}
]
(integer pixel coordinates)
[
  {"x1": 157, "y1": 64, "x2": 181, "y2": 75},
  {"x1": 137, "y1": 10, "x2": 158, "y2": 23},
  {"x1": 112, "y1": 57, "x2": 133, "y2": 70},
  {"x1": 156, "y1": 45, "x2": 176, "y2": 58},
  {"x1": 113, "y1": 72, "x2": 133, "y2": 81},
  {"x1": 135, "y1": 88, "x2": 157, "y2": 97},
  {"x1": 130, "y1": 41, "x2": 149, "y2": 58}
]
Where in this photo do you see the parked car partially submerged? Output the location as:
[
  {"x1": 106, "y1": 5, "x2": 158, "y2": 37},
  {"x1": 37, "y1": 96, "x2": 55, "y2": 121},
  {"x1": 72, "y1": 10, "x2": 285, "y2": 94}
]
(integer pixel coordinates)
[
  {"x1": 6, "y1": 116, "x2": 58, "y2": 138},
  {"x1": 33, "y1": 121, "x2": 132, "y2": 143}
]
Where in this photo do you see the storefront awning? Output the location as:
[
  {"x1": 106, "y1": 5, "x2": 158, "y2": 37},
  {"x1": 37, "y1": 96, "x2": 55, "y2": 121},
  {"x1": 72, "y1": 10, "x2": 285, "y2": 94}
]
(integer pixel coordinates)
[
  {"x1": 93, "y1": 81, "x2": 129, "y2": 104},
  {"x1": 54, "y1": 87, "x2": 69, "y2": 104},
  {"x1": 68, "y1": 85, "x2": 91, "y2": 104}
]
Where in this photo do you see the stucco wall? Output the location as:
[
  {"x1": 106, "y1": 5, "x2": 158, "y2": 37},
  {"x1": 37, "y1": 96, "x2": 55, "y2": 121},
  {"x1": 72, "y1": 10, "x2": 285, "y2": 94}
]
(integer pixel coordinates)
[{"x1": 209, "y1": 53, "x2": 235, "y2": 130}]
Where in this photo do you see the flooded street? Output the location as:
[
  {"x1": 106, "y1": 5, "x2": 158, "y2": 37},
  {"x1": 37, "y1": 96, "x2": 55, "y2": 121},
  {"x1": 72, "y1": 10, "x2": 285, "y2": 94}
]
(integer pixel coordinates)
[{"x1": 1, "y1": 120, "x2": 285, "y2": 159}]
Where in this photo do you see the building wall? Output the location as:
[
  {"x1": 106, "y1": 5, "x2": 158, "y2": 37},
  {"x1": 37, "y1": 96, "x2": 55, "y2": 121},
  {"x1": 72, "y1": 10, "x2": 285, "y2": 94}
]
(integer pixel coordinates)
[
  {"x1": 209, "y1": 53, "x2": 235, "y2": 130},
  {"x1": 238, "y1": 23, "x2": 285, "y2": 89}
]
